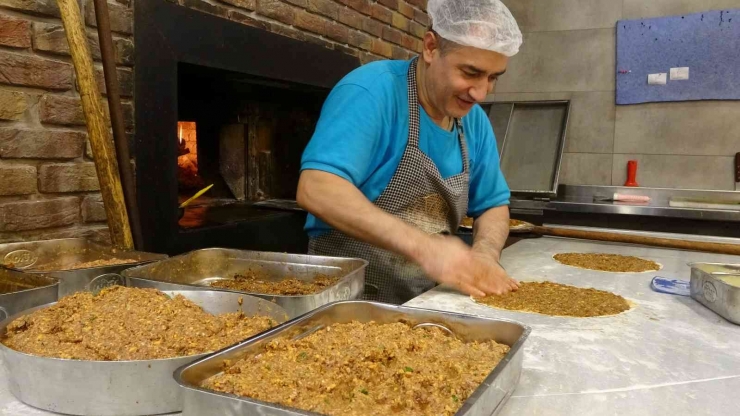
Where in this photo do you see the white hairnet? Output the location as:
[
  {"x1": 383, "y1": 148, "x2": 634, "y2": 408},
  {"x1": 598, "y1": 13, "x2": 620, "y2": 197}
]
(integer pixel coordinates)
[{"x1": 427, "y1": 0, "x2": 523, "y2": 57}]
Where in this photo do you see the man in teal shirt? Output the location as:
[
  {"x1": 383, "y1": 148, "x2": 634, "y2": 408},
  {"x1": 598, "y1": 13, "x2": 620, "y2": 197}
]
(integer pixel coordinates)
[{"x1": 297, "y1": 0, "x2": 522, "y2": 304}]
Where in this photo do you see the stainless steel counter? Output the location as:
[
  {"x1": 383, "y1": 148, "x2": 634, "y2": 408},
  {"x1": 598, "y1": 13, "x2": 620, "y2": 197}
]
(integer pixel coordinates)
[
  {"x1": 406, "y1": 236, "x2": 740, "y2": 416},
  {"x1": 511, "y1": 185, "x2": 740, "y2": 222}
]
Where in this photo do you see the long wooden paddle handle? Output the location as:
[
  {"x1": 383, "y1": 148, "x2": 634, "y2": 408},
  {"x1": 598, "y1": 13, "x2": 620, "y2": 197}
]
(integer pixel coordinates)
[
  {"x1": 533, "y1": 226, "x2": 740, "y2": 256},
  {"x1": 93, "y1": 0, "x2": 142, "y2": 249},
  {"x1": 57, "y1": 0, "x2": 133, "y2": 249}
]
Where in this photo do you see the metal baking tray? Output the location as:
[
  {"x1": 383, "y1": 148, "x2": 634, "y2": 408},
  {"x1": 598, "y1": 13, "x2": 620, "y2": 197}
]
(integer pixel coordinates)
[
  {"x1": 175, "y1": 301, "x2": 530, "y2": 416},
  {"x1": 482, "y1": 100, "x2": 570, "y2": 197},
  {"x1": 0, "y1": 268, "x2": 58, "y2": 321},
  {"x1": 0, "y1": 289, "x2": 288, "y2": 416},
  {"x1": 0, "y1": 238, "x2": 168, "y2": 296},
  {"x1": 122, "y1": 248, "x2": 368, "y2": 318},
  {"x1": 689, "y1": 262, "x2": 740, "y2": 325}
]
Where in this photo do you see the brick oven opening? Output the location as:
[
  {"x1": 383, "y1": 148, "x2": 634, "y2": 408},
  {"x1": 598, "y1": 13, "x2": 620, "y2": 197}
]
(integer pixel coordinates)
[
  {"x1": 135, "y1": 0, "x2": 359, "y2": 253},
  {"x1": 176, "y1": 63, "x2": 329, "y2": 228},
  {"x1": 177, "y1": 121, "x2": 202, "y2": 192}
]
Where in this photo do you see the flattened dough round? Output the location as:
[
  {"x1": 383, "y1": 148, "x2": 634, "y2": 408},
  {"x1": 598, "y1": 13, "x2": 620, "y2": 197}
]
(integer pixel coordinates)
[
  {"x1": 474, "y1": 281, "x2": 631, "y2": 317},
  {"x1": 553, "y1": 253, "x2": 660, "y2": 273}
]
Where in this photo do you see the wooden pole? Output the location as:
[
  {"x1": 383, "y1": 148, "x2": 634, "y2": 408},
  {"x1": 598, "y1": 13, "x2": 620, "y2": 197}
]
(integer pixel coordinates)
[
  {"x1": 533, "y1": 226, "x2": 740, "y2": 256},
  {"x1": 92, "y1": 0, "x2": 143, "y2": 249},
  {"x1": 56, "y1": 0, "x2": 134, "y2": 249}
]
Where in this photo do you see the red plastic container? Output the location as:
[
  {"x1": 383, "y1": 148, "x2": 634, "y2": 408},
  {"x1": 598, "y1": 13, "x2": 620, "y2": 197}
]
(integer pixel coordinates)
[{"x1": 624, "y1": 160, "x2": 639, "y2": 187}]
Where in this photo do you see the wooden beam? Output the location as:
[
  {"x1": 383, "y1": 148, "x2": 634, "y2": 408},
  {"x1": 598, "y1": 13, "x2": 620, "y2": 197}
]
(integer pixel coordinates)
[
  {"x1": 92, "y1": 0, "x2": 143, "y2": 249},
  {"x1": 56, "y1": 0, "x2": 133, "y2": 249},
  {"x1": 534, "y1": 226, "x2": 740, "y2": 256}
]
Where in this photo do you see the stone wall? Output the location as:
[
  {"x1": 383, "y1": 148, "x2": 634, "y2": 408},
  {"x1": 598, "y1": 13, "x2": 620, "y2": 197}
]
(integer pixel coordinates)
[{"x1": 0, "y1": 0, "x2": 429, "y2": 244}]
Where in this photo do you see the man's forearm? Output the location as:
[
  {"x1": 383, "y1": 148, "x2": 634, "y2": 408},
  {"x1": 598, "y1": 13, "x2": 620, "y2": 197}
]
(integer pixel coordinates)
[
  {"x1": 297, "y1": 170, "x2": 430, "y2": 263},
  {"x1": 472, "y1": 206, "x2": 510, "y2": 259},
  {"x1": 298, "y1": 170, "x2": 518, "y2": 296}
]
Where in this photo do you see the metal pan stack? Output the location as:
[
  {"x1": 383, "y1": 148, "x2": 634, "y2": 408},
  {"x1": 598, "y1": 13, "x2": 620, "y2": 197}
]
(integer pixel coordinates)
[{"x1": 0, "y1": 238, "x2": 168, "y2": 296}]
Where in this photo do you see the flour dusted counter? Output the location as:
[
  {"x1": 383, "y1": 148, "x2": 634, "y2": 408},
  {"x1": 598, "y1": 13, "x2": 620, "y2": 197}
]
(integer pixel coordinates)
[{"x1": 406, "y1": 235, "x2": 740, "y2": 416}]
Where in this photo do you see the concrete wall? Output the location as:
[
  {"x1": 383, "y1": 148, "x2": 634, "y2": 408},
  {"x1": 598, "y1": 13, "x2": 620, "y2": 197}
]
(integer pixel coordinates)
[{"x1": 495, "y1": 0, "x2": 740, "y2": 190}]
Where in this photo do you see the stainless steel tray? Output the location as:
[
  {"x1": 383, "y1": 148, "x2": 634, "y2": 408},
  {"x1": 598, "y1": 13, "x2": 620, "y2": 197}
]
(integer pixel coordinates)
[
  {"x1": 0, "y1": 238, "x2": 168, "y2": 296},
  {"x1": 689, "y1": 262, "x2": 740, "y2": 325},
  {"x1": 0, "y1": 289, "x2": 288, "y2": 416},
  {"x1": 175, "y1": 301, "x2": 530, "y2": 416},
  {"x1": 0, "y1": 269, "x2": 58, "y2": 321},
  {"x1": 491, "y1": 100, "x2": 570, "y2": 197},
  {"x1": 122, "y1": 248, "x2": 368, "y2": 318}
]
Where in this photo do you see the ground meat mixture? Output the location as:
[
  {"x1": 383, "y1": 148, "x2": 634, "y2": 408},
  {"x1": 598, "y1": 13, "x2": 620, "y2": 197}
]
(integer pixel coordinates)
[
  {"x1": 553, "y1": 253, "x2": 660, "y2": 273},
  {"x1": 475, "y1": 281, "x2": 631, "y2": 317},
  {"x1": 202, "y1": 321, "x2": 510, "y2": 416},
  {"x1": 68, "y1": 258, "x2": 138, "y2": 270},
  {"x1": 209, "y1": 272, "x2": 339, "y2": 295},
  {"x1": 1, "y1": 286, "x2": 276, "y2": 360}
]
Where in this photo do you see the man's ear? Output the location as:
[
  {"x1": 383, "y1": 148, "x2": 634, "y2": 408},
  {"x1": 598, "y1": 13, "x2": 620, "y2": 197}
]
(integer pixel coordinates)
[{"x1": 421, "y1": 31, "x2": 440, "y2": 64}]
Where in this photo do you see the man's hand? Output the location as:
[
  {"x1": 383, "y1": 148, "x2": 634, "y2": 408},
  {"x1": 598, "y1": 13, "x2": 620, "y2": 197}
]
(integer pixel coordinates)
[
  {"x1": 297, "y1": 171, "x2": 518, "y2": 298},
  {"x1": 472, "y1": 250, "x2": 519, "y2": 294},
  {"x1": 414, "y1": 235, "x2": 518, "y2": 297}
]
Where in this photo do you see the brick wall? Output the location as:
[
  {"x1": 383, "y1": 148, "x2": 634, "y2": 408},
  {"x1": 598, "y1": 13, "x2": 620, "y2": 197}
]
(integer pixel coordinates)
[
  {"x1": 0, "y1": 0, "x2": 134, "y2": 244},
  {"x1": 0, "y1": 0, "x2": 429, "y2": 245},
  {"x1": 189, "y1": 0, "x2": 430, "y2": 63}
]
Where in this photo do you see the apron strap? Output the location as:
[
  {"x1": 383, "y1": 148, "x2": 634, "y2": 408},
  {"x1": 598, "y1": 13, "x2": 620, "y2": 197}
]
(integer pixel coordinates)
[
  {"x1": 455, "y1": 119, "x2": 470, "y2": 174},
  {"x1": 407, "y1": 58, "x2": 422, "y2": 148}
]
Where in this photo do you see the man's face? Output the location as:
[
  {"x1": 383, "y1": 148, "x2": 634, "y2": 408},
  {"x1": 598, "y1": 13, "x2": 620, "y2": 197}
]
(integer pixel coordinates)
[{"x1": 422, "y1": 34, "x2": 509, "y2": 119}]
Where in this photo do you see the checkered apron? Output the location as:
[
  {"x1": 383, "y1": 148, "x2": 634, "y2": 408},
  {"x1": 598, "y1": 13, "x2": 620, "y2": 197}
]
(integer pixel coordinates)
[{"x1": 308, "y1": 58, "x2": 470, "y2": 304}]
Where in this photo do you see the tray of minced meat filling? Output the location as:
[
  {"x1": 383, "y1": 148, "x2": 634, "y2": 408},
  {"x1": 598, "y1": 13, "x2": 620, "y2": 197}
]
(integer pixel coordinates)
[
  {"x1": 122, "y1": 248, "x2": 368, "y2": 318},
  {"x1": 0, "y1": 286, "x2": 288, "y2": 416},
  {"x1": 175, "y1": 301, "x2": 530, "y2": 416}
]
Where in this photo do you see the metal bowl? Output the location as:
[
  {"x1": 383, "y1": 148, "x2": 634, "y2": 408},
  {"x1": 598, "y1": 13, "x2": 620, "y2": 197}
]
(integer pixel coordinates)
[{"x1": 0, "y1": 290, "x2": 288, "y2": 416}]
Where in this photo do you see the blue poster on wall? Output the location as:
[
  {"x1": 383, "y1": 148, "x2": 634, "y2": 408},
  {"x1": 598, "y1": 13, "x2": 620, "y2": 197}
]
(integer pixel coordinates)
[{"x1": 616, "y1": 9, "x2": 740, "y2": 105}]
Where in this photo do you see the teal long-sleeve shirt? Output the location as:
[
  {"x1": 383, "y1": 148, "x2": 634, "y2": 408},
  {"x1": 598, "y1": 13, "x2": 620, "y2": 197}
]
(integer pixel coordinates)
[{"x1": 301, "y1": 59, "x2": 510, "y2": 238}]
